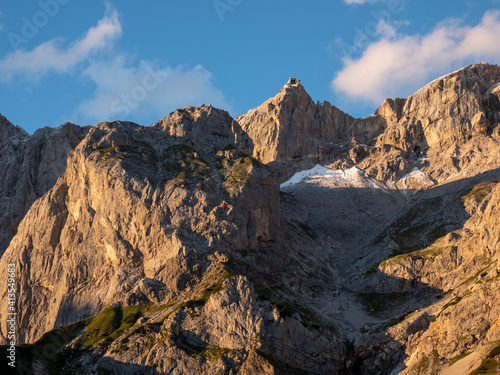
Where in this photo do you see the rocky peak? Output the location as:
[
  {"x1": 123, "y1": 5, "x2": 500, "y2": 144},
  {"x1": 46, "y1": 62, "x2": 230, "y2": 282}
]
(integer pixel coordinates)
[
  {"x1": 0, "y1": 114, "x2": 282, "y2": 344},
  {"x1": 237, "y1": 80, "x2": 354, "y2": 164},
  {"x1": 0, "y1": 114, "x2": 29, "y2": 148},
  {"x1": 346, "y1": 63, "x2": 500, "y2": 184},
  {"x1": 402, "y1": 63, "x2": 500, "y2": 145},
  {"x1": 152, "y1": 105, "x2": 253, "y2": 156}
]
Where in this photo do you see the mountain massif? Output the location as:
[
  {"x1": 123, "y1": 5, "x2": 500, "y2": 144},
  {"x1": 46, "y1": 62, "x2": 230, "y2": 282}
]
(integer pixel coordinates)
[{"x1": 1, "y1": 63, "x2": 500, "y2": 374}]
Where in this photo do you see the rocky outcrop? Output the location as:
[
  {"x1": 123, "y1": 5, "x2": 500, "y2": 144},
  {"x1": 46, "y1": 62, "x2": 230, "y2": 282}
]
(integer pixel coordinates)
[
  {"x1": 0, "y1": 118, "x2": 90, "y2": 255},
  {"x1": 345, "y1": 64, "x2": 500, "y2": 184},
  {"x1": 237, "y1": 82, "x2": 354, "y2": 164},
  {"x1": 363, "y1": 179, "x2": 500, "y2": 375}
]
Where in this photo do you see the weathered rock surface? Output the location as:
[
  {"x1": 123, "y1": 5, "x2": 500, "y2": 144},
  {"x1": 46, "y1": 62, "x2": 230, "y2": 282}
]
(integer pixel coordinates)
[
  {"x1": 0, "y1": 117, "x2": 90, "y2": 256},
  {"x1": 237, "y1": 82, "x2": 354, "y2": 165},
  {"x1": 345, "y1": 63, "x2": 500, "y2": 184}
]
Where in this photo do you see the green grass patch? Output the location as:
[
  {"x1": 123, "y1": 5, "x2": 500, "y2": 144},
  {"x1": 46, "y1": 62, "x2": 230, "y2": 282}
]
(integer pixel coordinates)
[
  {"x1": 459, "y1": 264, "x2": 493, "y2": 288},
  {"x1": 170, "y1": 270, "x2": 234, "y2": 315},
  {"x1": 216, "y1": 148, "x2": 262, "y2": 195},
  {"x1": 82, "y1": 306, "x2": 123, "y2": 348},
  {"x1": 432, "y1": 294, "x2": 466, "y2": 322},
  {"x1": 382, "y1": 244, "x2": 445, "y2": 268},
  {"x1": 222, "y1": 144, "x2": 238, "y2": 151},
  {"x1": 7, "y1": 302, "x2": 172, "y2": 373},
  {"x1": 202, "y1": 346, "x2": 234, "y2": 360},
  {"x1": 160, "y1": 144, "x2": 212, "y2": 187},
  {"x1": 13, "y1": 317, "x2": 92, "y2": 374},
  {"x1": 151, "y1": 270, "x2": 235, "y2": 327},
  {"x1": 487, "y1": 341, "x2": 500, "y2": 359},
  {"x1": 144, "y1": 303, "x2": 173, "y2": 313},
  {"x1": 467, "y1": 341, "x2": 500, "y2": 374},
  {"x1": 373, "y1": 309, "x2": 417, "y2": 333},
  {"x1": 441, "y1": 295, "x2": 463, "y2": 311},
  {"x1": 165, "y1": 144, "x2": 197, "y2": 156},
  {"x1": 82, "y1": 303, "x2": 166, "y2": 349},
  {"x1": 415, "y1": 355, "x2": 429, "y2": 374},
  {"x1": 469, "y1": 359, "x2": 499, "y2": 374}
]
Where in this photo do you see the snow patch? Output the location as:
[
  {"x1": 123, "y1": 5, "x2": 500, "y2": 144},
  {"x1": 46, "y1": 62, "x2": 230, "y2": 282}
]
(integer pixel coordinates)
[
  {"x1": 280, "y1": 164, "x2": 388, "y2": 191},
  {"x1": 397, "y1": 168, "x2": 435, "y2": 192},
  {"x1": 280, "y1": 165, "x2": 344, "y2": 189}
]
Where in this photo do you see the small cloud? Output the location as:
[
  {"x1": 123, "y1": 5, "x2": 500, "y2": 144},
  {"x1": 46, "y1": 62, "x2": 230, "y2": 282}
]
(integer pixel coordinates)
[
  {"x1": 332, "y1": 10, "x2": 500, "y2": 104},
  {"x1": 0, "y1": 7, "x2": 121, "y2": 82},
  {"x1": 72, "y1": 57, "x2": 232, "y2": 123}
]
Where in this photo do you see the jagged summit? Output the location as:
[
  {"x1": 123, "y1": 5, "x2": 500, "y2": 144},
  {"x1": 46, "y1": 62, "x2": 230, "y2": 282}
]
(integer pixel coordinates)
[
  {"x1": 151, "y1": 105, "x2": 253, "y2": 156},
  {"x1": 0, "y1": 114, "x2": 28, "y2": 148},
  {"x1": 237, "y1": 79, "x2": 354, "y2": 164},
  {"x1": 341, "y1": 63, "x2": 500, "y2": 185},
  {"x1": 413, "y1": 62, "x2": 500, "y2": 98}
]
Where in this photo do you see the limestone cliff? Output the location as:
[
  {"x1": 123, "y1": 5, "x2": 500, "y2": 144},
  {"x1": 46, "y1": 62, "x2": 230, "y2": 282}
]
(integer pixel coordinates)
[
  {"x1": 346, "y1": 63, "x2": 500, "y2": 185},
  {"x1": 237, "y1": 82, "x2": 354, "y2": 164},
  {"x1": 0, "y1": 118, "x2": 90, "y2": 256}
]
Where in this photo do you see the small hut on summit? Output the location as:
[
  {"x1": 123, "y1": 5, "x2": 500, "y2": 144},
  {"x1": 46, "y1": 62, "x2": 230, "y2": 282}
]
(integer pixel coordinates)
[{"x1": 287, "y1": 77, "x2": 300, "y2": 86}]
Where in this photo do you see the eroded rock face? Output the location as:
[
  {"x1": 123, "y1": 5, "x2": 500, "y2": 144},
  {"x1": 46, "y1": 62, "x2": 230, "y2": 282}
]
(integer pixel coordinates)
[
  {"x1": 0, "y1": 108, "x2": 283, "y2": 345},
  {"x1": 0, "y1": 118, "x2": 90, "y2": 255},
  {"x1": 363, "y1": 180, "x2": 500, "y2": 375},
  {"x1": 237, "y1": 82, "x2": 354, "y2": 164},
  {"x1": 348, "y1": 64, "x2": 500, "y2": 184}
]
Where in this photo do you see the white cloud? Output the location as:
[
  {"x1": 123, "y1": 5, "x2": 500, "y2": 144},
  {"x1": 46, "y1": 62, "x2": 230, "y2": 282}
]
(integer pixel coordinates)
[
  {"x1": 72, "y1": 57, "x2": 232, "y2": 124},
  {"x1": 332, "y1": 10, "x2": 500, "y2": 104},
  {"x1": 0, "y1": 8, "x2": 121, "y2": 81},
  {"x1": 0, "y1": 5, "x2": 231, "y2": 124}
]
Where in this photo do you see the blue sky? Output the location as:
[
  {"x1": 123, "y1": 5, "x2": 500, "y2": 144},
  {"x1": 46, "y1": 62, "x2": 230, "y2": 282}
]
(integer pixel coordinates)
[{"x1": 0, "y1": 0, "x2": 499, "y2": 133}]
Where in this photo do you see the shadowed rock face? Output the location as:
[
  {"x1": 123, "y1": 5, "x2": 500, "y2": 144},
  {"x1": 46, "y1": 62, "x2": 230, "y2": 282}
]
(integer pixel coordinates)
[
  {"x1": 0, "y1": 117, "x2": 91, "y2": 256},
  {"x1": 2, "y1": 64, "x2": 500, "y2": 374}
]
